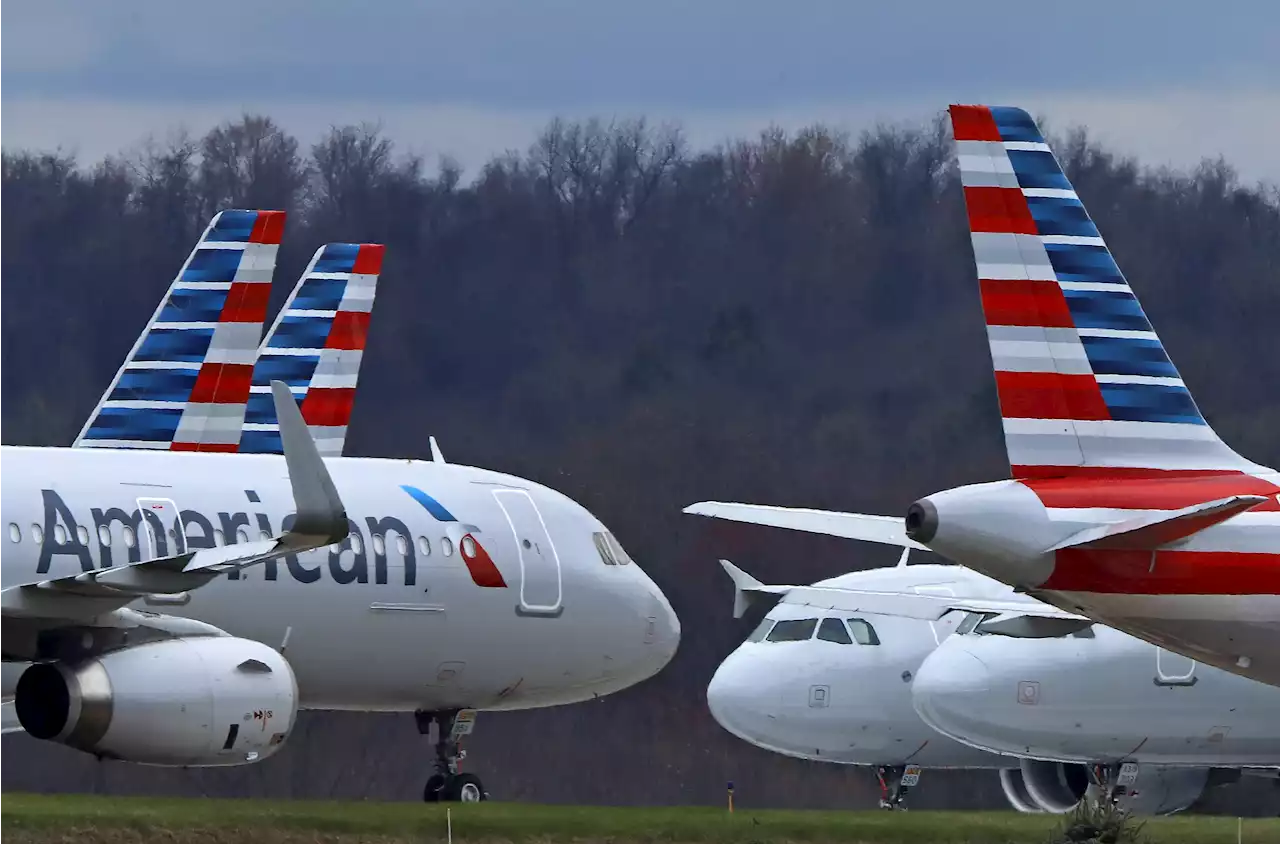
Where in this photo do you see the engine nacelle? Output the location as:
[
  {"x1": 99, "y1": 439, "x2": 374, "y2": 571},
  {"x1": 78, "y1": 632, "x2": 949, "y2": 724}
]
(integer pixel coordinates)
[
  {"x1": 14, "y1": 636, "x2": 297, "y2": 766},
  {"x1": 1004, "y1": 760, "x2": 1210, "y2": 816}
]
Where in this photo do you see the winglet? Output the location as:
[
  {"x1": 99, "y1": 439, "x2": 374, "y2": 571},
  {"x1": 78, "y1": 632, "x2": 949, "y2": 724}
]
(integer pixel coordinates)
[
  {"x1": 719, "y1": 559, "x2": 792, "y2": 619},
  {"x1": 272, "y1": 380, "x2": 348, "y2": 545},
  {"x1": 430, "y1": 436, "x2": 446, "y2": 464}
]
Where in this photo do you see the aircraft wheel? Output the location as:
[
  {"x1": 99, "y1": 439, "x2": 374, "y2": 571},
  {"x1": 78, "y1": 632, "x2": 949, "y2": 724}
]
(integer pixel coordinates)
[
  {"x1": 422, "y1": 773, "x2": 446, "y2": 803},
  {"x1": 442, "y1": 773, "x2": 486, "y2": 802}
]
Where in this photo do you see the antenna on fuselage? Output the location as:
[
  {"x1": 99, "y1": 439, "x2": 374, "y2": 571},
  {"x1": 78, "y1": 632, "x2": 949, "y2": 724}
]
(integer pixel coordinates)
[
  {"x1": 896, "y1": 547, "x2": 911, "y2": 568},
  {"x1": 430, "y1": 436, "x2": 446, "y2": 464}
]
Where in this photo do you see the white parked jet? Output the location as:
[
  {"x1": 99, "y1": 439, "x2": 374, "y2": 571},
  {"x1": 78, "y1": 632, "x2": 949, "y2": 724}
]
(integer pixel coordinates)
[
  {"x1": 708, "y1": 558, "x2": 1278, "y2": 813},
  {"x1": 2, "y1": 211, "x2": 679, "y2": 805}
]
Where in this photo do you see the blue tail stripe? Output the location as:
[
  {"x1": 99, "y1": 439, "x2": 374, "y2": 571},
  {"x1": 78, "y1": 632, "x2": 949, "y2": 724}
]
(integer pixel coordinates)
[
  {"x1": 108, "y1": 369, "x2": 200, "y2": 403},
  {"x1": 135, "y1": 328, "x2": 215, "y2": 362},
  {"x1": 156, "y1": 288, "x2": 232, "y2": 323},
  {"x1": 315, "y1": 243, "x2": 360, "y2": 274},
  {"x1": 990, "y1": 107, "x2": 1046, "y2": 143},
  {"x1": 1044, "y1": 243, "x2": 1126, "y2": 284},
  {"x1": 1099, "y1": 383, "x2": 1206, "y2": 425},
  {"x1": 239, "y1": 429, "x2": 284, "y2": 453},
  {"x1": 81, "y1": 407, "x2": 184, "y2": 440},
  {"x1": 1078, "y1": 336, "x2": 1178, "y2": 378},
  {"x1": 250, "y1": 354, "x2": 319, "y2": 387},
  {"x1": 205, "y1": 210, "x2": 261, "y2": 243},
  {"x1": 292, "y1": 277, "x2": 348, "y2": 311},
  {"x1": 180, "y1": 248, "x2": 245, "y2": 283},
  {"x1": 268, "y1": 315, "x2": 333, "y2": 349},
  {"x1": 1008, "y1": 150, "x2": 1073, "y2": 191},
  {"x1": 1061, "y1": 289, "x2": 1155, "y2": 333},
  {"x1": 1025, "y1": 196, "x2": 1101, "y2": 238}
]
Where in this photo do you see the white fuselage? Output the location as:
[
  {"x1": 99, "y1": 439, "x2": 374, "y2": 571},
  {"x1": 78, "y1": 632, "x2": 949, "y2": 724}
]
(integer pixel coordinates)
[
  {"x1": 911, "y1": 620, "x2": 1280, "y2": 768},
  {"x1": 706, "y1": 565, "x2": 1009, "y2": 769},
  {"x1": 1, "y1": 446, "x2": 679, "y2": 713}
]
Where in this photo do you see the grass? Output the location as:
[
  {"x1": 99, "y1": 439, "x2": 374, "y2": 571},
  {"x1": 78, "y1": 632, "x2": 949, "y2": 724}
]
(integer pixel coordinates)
[{"x1": 1, "y1": 793, "x2": 1275, "y2": 844}]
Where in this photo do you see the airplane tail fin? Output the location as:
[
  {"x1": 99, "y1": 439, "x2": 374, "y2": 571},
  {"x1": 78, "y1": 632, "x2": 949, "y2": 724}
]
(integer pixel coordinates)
[
  {"x1": 948, "y1": 105, "x2": 1270, "y2": 479},
  {"x1": 74, "y1": 210, "x2": 285, "y2": 451},
  {"x1": 240, "y1": 243, "x2": 384, "y2": 456},
  {"x1": 719, "y1": 560, "x2": 792, "y2": 619}
]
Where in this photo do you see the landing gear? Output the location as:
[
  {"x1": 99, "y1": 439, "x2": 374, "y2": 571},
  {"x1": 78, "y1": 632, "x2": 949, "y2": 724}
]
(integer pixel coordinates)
[
  {"x1": 876, "y1": 764, "x2": 921, "y2": 810},
  {"x1": 415, "y1": 709, "x2": 485, "y2": 803},
  {"x1": 1089, "y1": 762, "x2": 1140, "y2": 807}
]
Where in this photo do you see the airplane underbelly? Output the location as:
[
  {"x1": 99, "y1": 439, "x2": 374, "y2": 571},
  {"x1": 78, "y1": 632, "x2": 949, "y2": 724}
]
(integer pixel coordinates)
[{"x1": 1049, "y1": 592, "x2": 1280, "y2": 688}]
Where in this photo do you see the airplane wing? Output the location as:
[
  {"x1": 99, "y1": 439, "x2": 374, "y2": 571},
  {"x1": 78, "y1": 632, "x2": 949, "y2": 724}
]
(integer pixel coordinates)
[
  {"x1": 2, "y1": 382, "x2": 348, "y2": 622},
  {"x1": 720, "y1": 559, "x2": 1087, "y2": 628},
  {"x1": 684, "y1": 502, "x2": 927, "y2": 549}
]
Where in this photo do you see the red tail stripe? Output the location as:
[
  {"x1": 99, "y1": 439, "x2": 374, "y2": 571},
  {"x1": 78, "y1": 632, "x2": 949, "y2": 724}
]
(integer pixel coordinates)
[
  {"x1": 1012, "y1": 466, "x2": 1251, "y2": 481},
  {"x1": 170, "y1": 441, "x2": 239, "y2": 453},
  {"x1": 352, "y1": 244, "x2": 385, "y2": 276},
  {"x1": 963, "y1": 186, "x2": 1038, "y2": 234},
  {"x1": 249, "y1": 210, "x2": 287, "y2": 244},
  {"x1": 949, "y1": 105, "x2": 1002, "y2": 142},
  {"x1": 1022, "y1": 474, "x2": 1280, "y2": 510},
  {"x1": 979, "y1": 278, "x2": 1076, "y2": 328},
  {"x1": 325, "y1": 311, "x2": 370, "y2": 350},
  {"x1": 189, "y1": 362, "x2": 254, "y2": 404},
  {"x1": 300, "y1": 387, "x2": 355, "y2": 427},
  {"x1": 995, "y1": 371, "x2": 1110, "y2": 420},
  {"x1": 219, "y1": 281, "x2": 272, "y2": 323},
  {"x1": 1043, "y1": 549, "x2": 1280, "y2": 595}
]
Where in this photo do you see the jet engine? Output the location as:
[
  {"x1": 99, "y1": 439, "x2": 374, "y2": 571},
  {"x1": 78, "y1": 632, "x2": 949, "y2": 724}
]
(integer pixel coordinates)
[
  {"x1": 1001, "y1": 761, "x2": 1212, "y2": 816},
  {"x1": 14, "y1": 636, "x2": 297, "y2": 766}
]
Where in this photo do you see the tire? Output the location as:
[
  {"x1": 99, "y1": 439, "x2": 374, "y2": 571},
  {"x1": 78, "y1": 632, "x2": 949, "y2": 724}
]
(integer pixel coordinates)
[
  {"x1": 423, "y1": 773, "x2": 446, "y2": 803},
  {"x1": 442, "y1": 773, "x2": 486, "y2": 802}
]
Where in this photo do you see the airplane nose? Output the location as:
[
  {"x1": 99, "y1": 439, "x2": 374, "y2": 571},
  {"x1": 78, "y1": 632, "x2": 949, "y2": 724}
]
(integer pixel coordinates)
[
  {"x1": 910, "y1": 647, "x2": 990, "y2": 740},
  {"x1": 706, "y1": 649, "x2": 777, "y2": 741}
]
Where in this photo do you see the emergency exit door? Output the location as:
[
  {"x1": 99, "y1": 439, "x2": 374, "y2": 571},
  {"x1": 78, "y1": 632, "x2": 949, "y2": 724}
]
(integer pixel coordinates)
[{"x1": 492, "y1": 489, "x2": 563, "y2": 616}]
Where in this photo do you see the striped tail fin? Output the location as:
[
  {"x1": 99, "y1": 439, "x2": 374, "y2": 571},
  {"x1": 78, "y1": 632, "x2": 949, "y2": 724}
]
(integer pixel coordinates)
[
  {"x1": 240, "y1": 243, "x2": 384, "y2": 456},
  {"x1": 948, "y1": 105, "x2": 1270, "y2": 479},
  {"x1": 74, "y1": 209, "x2": 285, "y2": 451}
]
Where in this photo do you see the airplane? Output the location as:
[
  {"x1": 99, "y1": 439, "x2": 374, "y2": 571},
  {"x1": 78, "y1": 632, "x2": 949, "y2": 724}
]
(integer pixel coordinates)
[
  {"x1": 686, "y1": 104, "x2": 1280, "y2": 688},
  {"x1": 3, "y1": 210, "x2": 680, "y2": 805},
  {"x1": 707, "y1": 556, "x2": 1277, "y2": 813}
]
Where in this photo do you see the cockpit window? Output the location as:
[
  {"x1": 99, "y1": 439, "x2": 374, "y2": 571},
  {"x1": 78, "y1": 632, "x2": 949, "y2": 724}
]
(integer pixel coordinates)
[
  {"x1": 746, "y1": 617, "x2": 774, "y2": 643},
  {"x1": 765, "y1": 618, "x2": 818, "y2": 642},
  {"x1": 955, "y1": 612, "x2": 985, "y2": 635},
  {"x1": 592, "y1": 531, "x2": 633, "y2": 566},
  {"x1": 817, "y1": 617, "x2": 854, "y2": 644},
  {"x1": 846, "y1": 618, "x2": 880, "y2": 646},
  {"x1": 592, "y1": 532, "x2": 618, "y2": 565}
]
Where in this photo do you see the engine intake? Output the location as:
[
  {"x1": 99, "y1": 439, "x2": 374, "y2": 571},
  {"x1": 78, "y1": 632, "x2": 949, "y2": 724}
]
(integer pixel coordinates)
[
  {"x1": 15, "y1": 636, "x2": 297, "y2": 766},
  {"x1": 1001, "y1": 760, "x2": 1211, "y2": 816}
]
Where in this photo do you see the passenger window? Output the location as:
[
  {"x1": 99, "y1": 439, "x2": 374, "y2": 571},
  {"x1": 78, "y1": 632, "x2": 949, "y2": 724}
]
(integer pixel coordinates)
[
  {"x1": 418, "y1": 536, "x2": 431, "y2": 556},
  {"x1": 8, "y1": 524, "x2": 20, "y2": 543},
  {"x1": 396, "y1": 535, "x2": 409, "y2": 557},
  {"x1": 77, "y1": 526, "x2": 90, "y2": 546},
  {"x1": 31, "y1": 524, "x2": 45, "y2": 544},
  {"x1": 236, "y1": 528, "x2": 250, "y2": 544},
  {"x1": 765, "y1": 618, "x2": 818, "y2": 642},
  {"x1": 846, "y1": 618, "x2": 881, "y2": 646},
  {"x1": 214, "y1": 530, "x2": 226, "y2": 546},
  {"x1": 97, "y1": 525, "x2": 111, "y2": 546},
  {"x1": 746, "y1": 617, "x2": 774, "y2": 643},
  {"x1": 122, "y1": 526, "x2": 135, "y2": 548},
  {"x1": 593, "y1": 532, "x2": 617, "y2": 565},
  {"x1": 350, "y1": 533, "x2": 364, "y2": 555},
  {"x1": 54, "y1": 525, "x2": 68, "y2": 544},
  {"x1": 441, "y1": 537, "x2": 454, "y2": 557},
  {"x1": 372, "y1": 534, "x2": 386, "y2": 556},
  {"x1": 817, "y1": 617, "x2": 853, "y2": 644}
]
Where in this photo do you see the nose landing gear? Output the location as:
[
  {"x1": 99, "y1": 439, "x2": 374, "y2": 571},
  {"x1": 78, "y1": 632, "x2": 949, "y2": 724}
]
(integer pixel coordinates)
[
  {"x1": 876, "y1": 764, "x2": 921, "y2": 810},
  {"x1": 416, "y1": 709, "x2": 486, "y2": 803}
]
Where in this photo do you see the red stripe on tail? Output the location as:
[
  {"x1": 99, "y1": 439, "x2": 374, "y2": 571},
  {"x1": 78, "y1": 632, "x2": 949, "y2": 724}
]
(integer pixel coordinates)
[
  {"x1": 219, "y1": 281, "x2": 272, "y2": 323},
  {"x1": 979, "y1": 278, "x2": 1076, "y2": 328},
  {"x1": 300, "y1": 387, "x2": 355, "y2": 427},
  {"x1": 1043, "y1": 549, "x2": 1280, "y2": 595},
  {"x1": 949, "y1": 105, "x2": 1002, "y2": 142},
  {"x1": 189, "y1": 363, "x2": 254, "y2": 404},
  {"x1": 963, "y1": 186, "x2": 1038, "y2": 234},
  {"x1": 995, "y1": 371, "x2": 1110, "y2": 420},
  {"x1": 249, "y1": 210, "x2": 287, "y2": 244},
  {"x1": 325, "y1": 311, "x2": 370, "y2": 350},
  {"x1": 352, "y1": 244, "x2": 385, "y2": 275}
]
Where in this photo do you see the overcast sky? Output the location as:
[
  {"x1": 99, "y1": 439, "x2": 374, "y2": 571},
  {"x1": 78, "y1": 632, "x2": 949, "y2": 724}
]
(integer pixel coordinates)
[{"x1": 5, "y1": 1, "x2": 1278, "y2": 182}]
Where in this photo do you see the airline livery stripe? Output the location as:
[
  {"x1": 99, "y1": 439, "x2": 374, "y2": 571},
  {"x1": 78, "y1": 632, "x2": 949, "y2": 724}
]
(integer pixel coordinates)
[
  {"x1": 300, "y1": 388, "x2": 356, "y2": 427},
  {"x1": 1042, "y1": 549, "x2": 1280, "y2": 595},
  {"x1": 1021, "y1": 472, "x2": 1280, "y2": 510},
  {"x1": 994, "y1": 371, "x2": 1110, "y2": 420},
  {"x1": 979, "y1": 278, "x2": 1076, "y2": 328}
]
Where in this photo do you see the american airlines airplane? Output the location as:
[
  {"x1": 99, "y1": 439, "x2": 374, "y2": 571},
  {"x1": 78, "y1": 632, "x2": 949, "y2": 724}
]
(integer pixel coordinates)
[
  {"x1": 708, "y1": 557, "x2": 1279, "y2": 813},
  {"x1": 687, "y1": 104, "x2": 1280, "y2": 688},
  {"x1": 2, "y1": 211, "x2": 680, "y2": 804}
]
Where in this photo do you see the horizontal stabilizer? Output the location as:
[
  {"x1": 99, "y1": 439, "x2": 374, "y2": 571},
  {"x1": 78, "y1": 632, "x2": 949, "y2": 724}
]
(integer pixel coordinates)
[
  {"x1": 1047, "y1": 495, "x2": 1270, "y2": 551},
  {"x1": 771, "y1": 584, "x2": 1086, "y2": 625},
  {"x1": 719, "y1": 560, "x2": 793, "y2": 619},
  {"x1": 685, "y1": 502, "x2": 928, "y2": 550}
]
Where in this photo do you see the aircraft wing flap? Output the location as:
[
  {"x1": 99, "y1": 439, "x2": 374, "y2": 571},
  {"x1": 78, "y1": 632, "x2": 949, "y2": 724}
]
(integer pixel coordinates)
[
  {"x1": 685, "y1": 502, "x2": 928, "y2": 549},
  {"x1": 2, "y1": 382, "x2": 348, "y2": 623},
  {"x1": 1047, "y1": 494, "x2": 1270, "y2": 551}
]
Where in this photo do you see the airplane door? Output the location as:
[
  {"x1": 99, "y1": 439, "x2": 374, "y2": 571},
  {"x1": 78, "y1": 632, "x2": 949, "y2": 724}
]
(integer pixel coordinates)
[
  {"x1": 136, "y1": 498, "x2": 187, "y2": 560},
  {"x1": 1155, "y1": 647, "x2": 1197, "y2": 687},
  {"x1": 492, "y1": 489, "x2": 563, "y2": 616}
]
